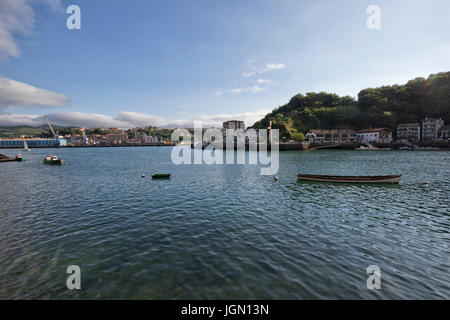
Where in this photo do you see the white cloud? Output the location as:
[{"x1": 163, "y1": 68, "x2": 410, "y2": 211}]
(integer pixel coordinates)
[
  {"x1": 0, "y1": 113, "x2": 42, "y2": 126},
  {"x1": 0, "y1": 0, "x2": 62, "y2": 60},
  {"x1": 0, "y1": 76, "x2": 69, "y2": 109},
  {"x1": 265, "y1": 63, "x2": 286, "y2": 71},
  {"x1": 242, "y1": 71, "x2": 257, "y2": 78},
  {"x1": 241, "y1": 60, "x2": 286, "y2": 78},
  {"x1": 257, "y1": 78, "x2": 272, "y2": 84},
  {"x1": 228, "y1": 86, "x2": 266, "y2": 94},
  {"x1": 0, "y1": 109, "x2": 271, "y2": 129},
  {"x1": 246, "y1": 58, "x2": 256, "y2": 66},
  {"x1": 49, "y1": 112, "x2": 130, "y2": 128},
  {"x1": 196, "y1": 110, "x2": 270, "y2": 127}
]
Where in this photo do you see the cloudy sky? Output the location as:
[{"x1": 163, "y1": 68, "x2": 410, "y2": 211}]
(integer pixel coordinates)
[{"x1": 0, "y1": 0, "x2": 449, "y2": 128}]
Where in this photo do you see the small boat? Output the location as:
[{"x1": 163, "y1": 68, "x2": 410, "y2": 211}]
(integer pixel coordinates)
[
  {"x1": 0, "y1": 155, "x2": 24, "y2": 163},
  {"x1": 0, "y1": 152, "x2": 23, "y2": 162},
  {"x1": 24, "y1": 141, "x2": 30, "y2": 152},
  {"x1": 44, "y1": 155, "x2": 64, "y2": 165},
  {"x1": 152, "y1": 174, "x2": 171, "y2": 179},
  {"x1": 297, "y1": 174, "x2": 401, "y2": 184}
]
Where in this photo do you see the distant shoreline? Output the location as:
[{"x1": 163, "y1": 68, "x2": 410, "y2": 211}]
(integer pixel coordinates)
[
  {"x1": 1, "y1": 144, "x2": 449, "y2": 151},
  {"x1": 0, "y1": 144, "x2": 174, "y2": 150}
]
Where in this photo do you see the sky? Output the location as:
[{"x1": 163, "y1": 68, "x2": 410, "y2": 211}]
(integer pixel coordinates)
[{"x1": 0, "y1": 0, "x2": 449, "y2": 128}]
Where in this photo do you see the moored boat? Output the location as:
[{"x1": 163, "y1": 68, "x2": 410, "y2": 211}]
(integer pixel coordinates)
[
  {"x1": 152, "y1": 174, "x2": 171, "y2": 179},
  {"x1": 297, "y1": 174, "x2": 401, "y2": 184},
  {"x1": 0, "y1": 153, "x2": 24, "y2": 162},
  {"x1": 44, "y1": 155, "x2": 64, "y2": 165}
]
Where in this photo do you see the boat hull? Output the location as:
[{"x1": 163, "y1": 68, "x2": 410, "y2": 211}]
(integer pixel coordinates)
[
  {"x1": 0, "y1": 157, "x2": 23, "y2": 163},
  {"x1": 152, "y1": 174, "x2": 171, "y2": 179},
  {"x1": 44, "y1": 159, "x2": 63, "y2": 165},
  {"x1": 297, "y1": 174, "x2": 401, "y2": 184}
]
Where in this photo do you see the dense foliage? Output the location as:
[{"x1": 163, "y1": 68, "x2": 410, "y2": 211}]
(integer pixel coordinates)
[
  {"x1": 126, "y1": 126, "x2": 173, "y2": 140},
  {"x1": 253, "y1": 72, "x2": 450, "y2": 139}
]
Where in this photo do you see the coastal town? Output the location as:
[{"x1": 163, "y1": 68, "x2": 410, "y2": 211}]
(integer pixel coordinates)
[
  {"x1": 1, "y1": 0, "x2": 449, "y2": 304},
  {"x1": 305, "y1": 117, "x2": 449, "y2": 148},
  {"x1": 0, "y1": 117, "x2": 449, "y2": 150}
]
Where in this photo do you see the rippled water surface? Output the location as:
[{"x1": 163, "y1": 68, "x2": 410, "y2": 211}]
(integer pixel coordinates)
[{"x1": 0, "y1": 147, "x2": 449, "y2": 299}]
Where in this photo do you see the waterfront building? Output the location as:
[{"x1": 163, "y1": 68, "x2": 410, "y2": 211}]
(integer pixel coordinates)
[
  {"x1": 126, "y1": 138, "x2": 142, "y2": 145},
  {"x1": 222, "y1": 120, "x2": 246, "y2": 142},
  {"x1": 0, "y1": 138, "x2": 67, "y2": 148},
  {"x1": 134, "y1": 132, "x2": 161, "y2": 144},
  {"x1": 422, "y1": 118, "x2": 444, "y2": 141},
  {"x1": 106, "y1": 131, "x2": 128, "y2": 144},
  {"x1": 134, "y1": 132, "x2": 147, "y2": 144},
  {"x1": 396, "y1": 123, "x2": 421, "y2": 142},
  {"x1": 306, "y1": 129, "x2": 357, "y2": 144},
  {"x1": 88, "y1": 134, "x2": 107, "y2": 145},
  {"x1": 438, "y1": 125, "x2": 450, "y2": 141},
  {"x1": 223, "y1": 120, "x2": 245, "y2": 131},
  {"x1": 65, "y1": 135, "x2": 85, "y2": 146},
  {"x1": 357, "y1": 128, "x2": 392, "y2": 144},
  {"x1": 146, "y1": 136, "x2": 160, "y2": 144}
]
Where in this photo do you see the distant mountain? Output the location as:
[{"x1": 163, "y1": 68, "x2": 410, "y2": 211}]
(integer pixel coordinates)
[
  {"x1": 0, "y1": 124, "x2": 75, "y2": 138},
  {"x1": 252, "y1": 72, "x2": 450, "y2": 139}
]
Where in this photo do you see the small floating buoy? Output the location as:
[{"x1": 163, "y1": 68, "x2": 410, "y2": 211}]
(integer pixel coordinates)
[
  {"x1": 424, "y1": 181, "x2": 430, "y2": 185},
  {"x1": 274, "y1": 176, "x2": 279, "y2": 182},
  {"x1": 142, "y1": 174, "x2": 146, "y2": 178}
]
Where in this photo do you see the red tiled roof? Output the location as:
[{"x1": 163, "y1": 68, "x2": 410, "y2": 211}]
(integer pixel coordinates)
[
  {"x1": 309, "y1": 129, "x2": 355, "y2": 134},
  {"x1": 358, "y1": 128, "x2": 390, "y2": 133}
]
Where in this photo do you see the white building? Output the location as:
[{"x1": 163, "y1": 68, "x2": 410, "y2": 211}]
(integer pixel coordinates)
[
  {"x1": 306, "y1": 129, "x2": 357, "y2": 144},
  {"x1": 439, "y1": 125, "x2": 450, "y2": 141},
  {"x1": 397, "y1": 123, "x2": 421, "y2": 142},
  {"x1": 422, "y1": 118, "x2": 444, "y2": 141},
  {"x1": 357, "y1": 128, "x2": 392, "y2": 144},
  {"x1": 223, "y1": 120, "x2": 245, "y2": 131},
  {"x1": 145, "y1": 136, "x2": 160, "y2": 144},
  {"x1": 134, "y1": 132, "x2": 161, "y2": 144}
]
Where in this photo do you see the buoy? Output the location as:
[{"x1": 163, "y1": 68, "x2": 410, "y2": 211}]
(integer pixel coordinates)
[
  {"x1": 424, "y1": 181, "x2": 430, "y2": 185},
  {"x1": 274, "y1": 176, "x2": 279, "y2": 182},
  {"x1": 142, "y1": 174, "x2": 146, "y2": 178}
]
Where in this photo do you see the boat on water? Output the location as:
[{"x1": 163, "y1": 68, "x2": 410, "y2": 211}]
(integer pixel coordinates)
[
  {"x1": 356, "y1": 145, "x2": 392, "y2": 151},
  {"x1": 23, "y1": 141, "x2": 30, "y2": 152},
  {"x1": 297, "y1": 174, "x2": 401, "y2": 184},
  {"x1": 0, "y1": 155, "x2": 24, "y2": 162},
  {"x1": 152, "y1": 174, "x2": 171, "y2": 179},
  {"x1": 0, "y1": 152, "x2": 24, "y2": 162},
  {"x1": 44, "y1": 155, "x2": 64, "y2": 165}
]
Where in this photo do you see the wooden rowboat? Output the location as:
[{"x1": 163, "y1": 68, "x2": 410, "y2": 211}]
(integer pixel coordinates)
[
  {"x1": 152, "y1": 174, "x2": 171, "y2": 179},
  {"x1": 0, "y1": 154, "x2": 24, "y2": 162},
  {"x1": 0, "y1": 157, "x2": 23, "y2": 163},
  {"x1": 297, "y1": 174, "x2": 401, "y2": 184}
]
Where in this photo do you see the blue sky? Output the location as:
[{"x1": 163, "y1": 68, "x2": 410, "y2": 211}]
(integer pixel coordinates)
[{"x1": 0, "y1": 0, "x2": 449, "y2": 128}]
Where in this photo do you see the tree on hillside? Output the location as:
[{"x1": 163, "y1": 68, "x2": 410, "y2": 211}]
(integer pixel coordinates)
[{"x1": 252, "y1": 71, "x2": 450, "y2": 134}]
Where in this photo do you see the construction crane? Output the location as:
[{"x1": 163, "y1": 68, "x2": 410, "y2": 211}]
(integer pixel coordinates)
[
  {"x1": 45, "y1": 115, "x2": 61, "y2": 145},
  {"x1": 44, "y1": 115, "x2": 57, "y2": 139}
]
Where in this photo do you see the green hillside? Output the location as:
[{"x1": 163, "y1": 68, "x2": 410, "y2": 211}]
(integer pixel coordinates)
[
  {"x1": 252, "y1": 72, "x2": 450, "y2": 140},
  {"x1": 0, "y1": 125, "x2": 77, "y2": 138}
]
